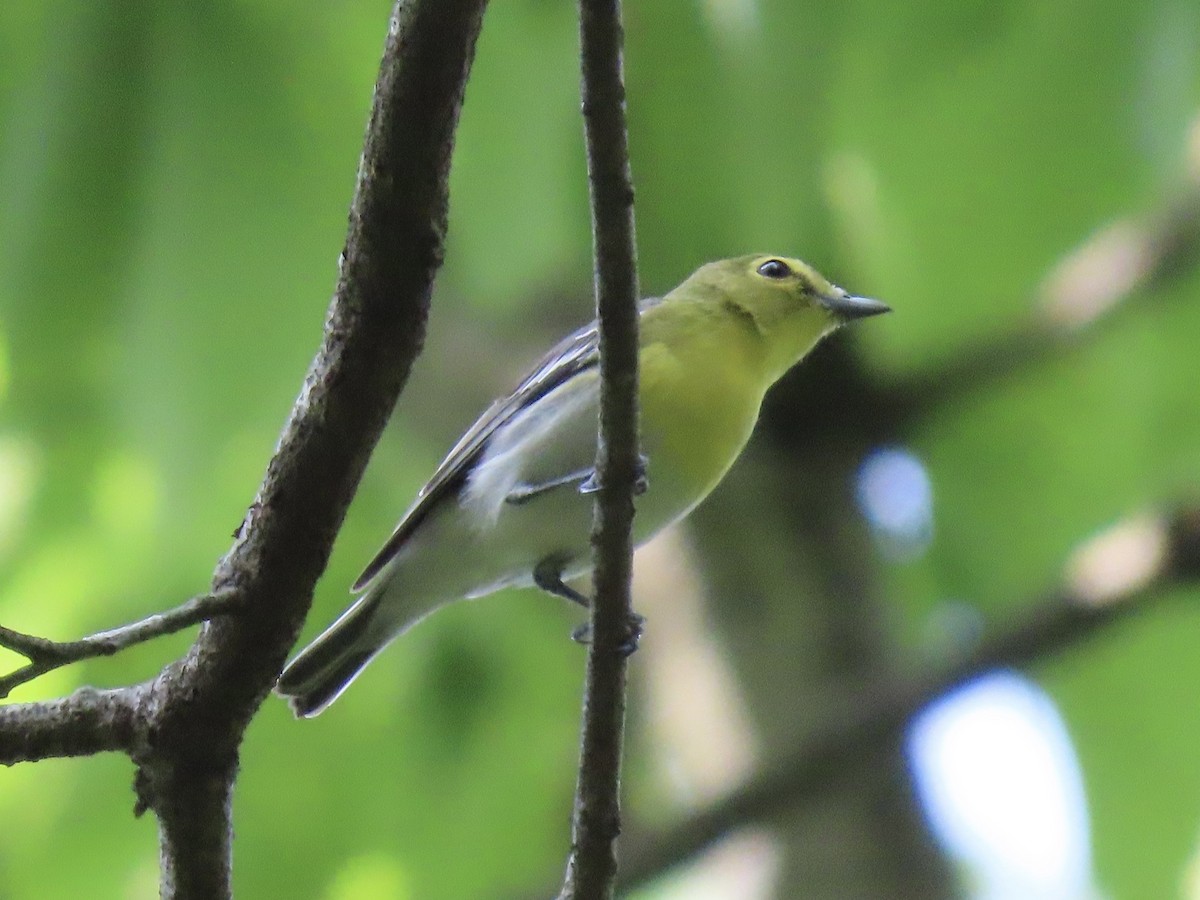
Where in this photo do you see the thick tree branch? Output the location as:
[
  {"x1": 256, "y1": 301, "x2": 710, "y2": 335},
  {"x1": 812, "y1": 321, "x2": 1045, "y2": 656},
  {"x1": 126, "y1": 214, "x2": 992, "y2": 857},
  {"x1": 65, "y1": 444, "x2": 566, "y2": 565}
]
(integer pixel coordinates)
[
  {"x1": 614, "y1": 504, "x2": 1200, "y2": 892},
  {"x1": 134, "y1": 3, "x2": 488, "y2": 896},
  {"x1": 560, "y1": 0, "x2": 640, "y2": 897},
  {"x1": 0, "y1": 687, "x2": 140, "y2": 765},
  {"x1": 0, "y1": 591, "x2": 240, "y2": 699}
]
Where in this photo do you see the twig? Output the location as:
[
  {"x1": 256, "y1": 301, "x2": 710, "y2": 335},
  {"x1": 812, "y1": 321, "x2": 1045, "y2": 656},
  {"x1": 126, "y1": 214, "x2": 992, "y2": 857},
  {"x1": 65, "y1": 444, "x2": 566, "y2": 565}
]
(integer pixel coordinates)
[
  {"x1": 560, "y1": 0, "x2": 640, "y2": 897},
  {"x1": 0, "y1": 591, "x2": 240, "y2": 699},
  {"x1": 614, "y1": 505, "x2": 1200, "y2": 893}
]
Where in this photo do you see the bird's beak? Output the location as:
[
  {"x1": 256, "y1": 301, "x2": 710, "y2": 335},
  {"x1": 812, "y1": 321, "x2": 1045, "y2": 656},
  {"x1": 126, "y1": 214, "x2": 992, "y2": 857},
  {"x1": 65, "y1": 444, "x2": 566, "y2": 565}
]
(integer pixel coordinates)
[{"x1": 819, "y1": 289, "x2": 891, "y2": 321}]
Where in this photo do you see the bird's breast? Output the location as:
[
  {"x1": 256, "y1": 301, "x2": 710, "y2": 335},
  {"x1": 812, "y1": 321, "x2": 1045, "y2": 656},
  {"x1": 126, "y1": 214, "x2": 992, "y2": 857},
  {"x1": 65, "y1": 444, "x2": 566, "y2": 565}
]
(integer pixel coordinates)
[{"x1": 637, "y1": 340, "x2": 765, "y2": 510}]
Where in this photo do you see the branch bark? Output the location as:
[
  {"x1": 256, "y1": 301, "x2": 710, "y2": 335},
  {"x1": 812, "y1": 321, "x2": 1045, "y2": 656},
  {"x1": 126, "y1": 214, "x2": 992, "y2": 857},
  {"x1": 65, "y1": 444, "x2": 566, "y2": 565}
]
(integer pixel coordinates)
[
  {"x1": 144, "y1": 2, "x2": 487, "y2": 893},
  {"x1": 560, "y1": 0, "x2": 640, "y2": 897},
  {"x1": 0, "y1": 687, "x2": 139, "y2": 765},
  {"x1": 614, "y1": 505, "x2": 1200, "y2": 892}
]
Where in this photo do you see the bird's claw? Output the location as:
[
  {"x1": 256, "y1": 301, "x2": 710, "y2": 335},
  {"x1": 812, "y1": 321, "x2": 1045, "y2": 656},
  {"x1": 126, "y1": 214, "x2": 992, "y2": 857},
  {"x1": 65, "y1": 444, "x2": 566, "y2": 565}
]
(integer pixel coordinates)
[
  {"x1": 634, "y1": 453, "x2": 649, "y2": 496},
  {"x1": 571, "y1": 612, "x2": 645, "y2": 656},
  {"x1": 578, "y1": 454, "x2": 649, "y2": 497}
]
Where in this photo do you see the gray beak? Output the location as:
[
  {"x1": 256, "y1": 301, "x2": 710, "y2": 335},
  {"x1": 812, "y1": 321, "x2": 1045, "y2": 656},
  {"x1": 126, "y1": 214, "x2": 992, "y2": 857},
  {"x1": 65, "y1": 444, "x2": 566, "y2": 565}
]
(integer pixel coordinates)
[{"x1": 820, "y1": 290, "x2": 891, "y2": 321}]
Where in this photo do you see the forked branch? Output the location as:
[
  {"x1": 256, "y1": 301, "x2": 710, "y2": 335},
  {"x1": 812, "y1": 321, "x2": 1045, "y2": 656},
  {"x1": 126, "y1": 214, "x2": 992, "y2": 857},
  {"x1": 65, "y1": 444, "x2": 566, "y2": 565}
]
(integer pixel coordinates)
[{"x1": 0, "y1": 591, "x2": 240, "y2": 699}]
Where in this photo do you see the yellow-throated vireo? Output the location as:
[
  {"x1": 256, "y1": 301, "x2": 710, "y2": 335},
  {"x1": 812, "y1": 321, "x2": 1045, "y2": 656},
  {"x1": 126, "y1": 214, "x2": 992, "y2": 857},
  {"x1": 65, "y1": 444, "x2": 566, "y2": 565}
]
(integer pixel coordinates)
[{"x1": 277, "y1": 255, "x2": 888, "y2": 716}]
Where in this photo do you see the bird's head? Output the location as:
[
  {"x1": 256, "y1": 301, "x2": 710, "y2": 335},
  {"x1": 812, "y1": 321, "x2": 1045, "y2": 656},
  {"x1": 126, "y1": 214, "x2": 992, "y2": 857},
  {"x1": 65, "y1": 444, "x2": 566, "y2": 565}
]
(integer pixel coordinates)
[{"x1": 679, "y1": 254, "x2": 889, "y2": 380}]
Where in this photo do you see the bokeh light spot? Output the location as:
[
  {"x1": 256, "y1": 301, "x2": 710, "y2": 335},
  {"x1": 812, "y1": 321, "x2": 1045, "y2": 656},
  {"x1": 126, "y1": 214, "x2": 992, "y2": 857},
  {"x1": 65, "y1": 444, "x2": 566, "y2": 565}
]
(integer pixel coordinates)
[
  {"x1": 908, "y1": 671, "x2": 1095, "y2": 900},
  {"x1": 326, "y1": 854, "x2": 411, "y2": 900},
  {"x1": 855, "y1": 446, "x2": 933, "y2": 559}
]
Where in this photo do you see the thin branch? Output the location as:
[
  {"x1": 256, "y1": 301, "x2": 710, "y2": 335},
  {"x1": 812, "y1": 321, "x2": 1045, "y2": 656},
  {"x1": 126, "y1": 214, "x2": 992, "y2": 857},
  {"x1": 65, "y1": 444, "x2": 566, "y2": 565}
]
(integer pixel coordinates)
[
  {"x1": 560, "y1": 0, "x2": 640, "y2": 897},
  {"x1": 0, "y1": 591, "x2": 240, "y2": 700},
  {"x1": 614, "y1": 505, "x2": 1200, "y2": 893}
]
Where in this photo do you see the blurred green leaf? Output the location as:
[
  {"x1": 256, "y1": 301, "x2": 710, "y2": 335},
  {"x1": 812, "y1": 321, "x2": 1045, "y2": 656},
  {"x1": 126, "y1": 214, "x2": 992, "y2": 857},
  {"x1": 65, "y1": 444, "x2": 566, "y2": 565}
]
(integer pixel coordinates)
[{"x1": 1, "y1": 0, "x2": 1199, "y2": 897}]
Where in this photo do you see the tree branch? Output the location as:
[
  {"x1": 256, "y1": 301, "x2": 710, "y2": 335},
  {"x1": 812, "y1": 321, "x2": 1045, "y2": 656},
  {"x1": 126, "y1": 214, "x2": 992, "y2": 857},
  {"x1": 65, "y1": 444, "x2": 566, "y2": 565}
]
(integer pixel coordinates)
[
  {"x1": 560, "y1": 0, "x2": 640, "y2": 897},
  {"x1": 136, "y1": 3, "x2": 488, "y2": 895},
  {"x1": 614, "y1": 504, "x2": 1200, "y2": 892},
  {"x1": 0, "y1": 687, "x2": 140, "y2": 765},
  {"x1": 0, "y1": 591, "x2": 240, "y2": 699}
]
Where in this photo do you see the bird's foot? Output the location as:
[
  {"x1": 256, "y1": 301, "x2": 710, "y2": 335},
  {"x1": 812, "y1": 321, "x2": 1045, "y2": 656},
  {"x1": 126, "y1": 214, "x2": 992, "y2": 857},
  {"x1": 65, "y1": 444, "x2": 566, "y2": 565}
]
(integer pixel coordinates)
[
  {"x1": 506, "y1": 468, "x2": 594, "y2": 505},
  {"x1": 578, "y1": 454, "x2": 649, "y2": 496},
  {"x1": 571, "y1": 612, "x2": 645, "y2": 656}
]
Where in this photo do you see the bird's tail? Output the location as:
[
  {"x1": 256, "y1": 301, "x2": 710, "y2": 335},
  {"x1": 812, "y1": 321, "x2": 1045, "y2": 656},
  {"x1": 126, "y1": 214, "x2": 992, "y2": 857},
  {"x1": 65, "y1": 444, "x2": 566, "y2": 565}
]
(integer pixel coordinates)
[{"x1": 276, "y1": 588, "x2": 394, "y2": 718}]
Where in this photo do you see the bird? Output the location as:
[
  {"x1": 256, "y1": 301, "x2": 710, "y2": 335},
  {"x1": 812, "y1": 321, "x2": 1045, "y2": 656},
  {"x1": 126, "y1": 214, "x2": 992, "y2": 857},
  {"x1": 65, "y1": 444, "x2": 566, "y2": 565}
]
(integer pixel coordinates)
[{"x1": 276, "y1": 255, "x2": 889, "y2": 716}]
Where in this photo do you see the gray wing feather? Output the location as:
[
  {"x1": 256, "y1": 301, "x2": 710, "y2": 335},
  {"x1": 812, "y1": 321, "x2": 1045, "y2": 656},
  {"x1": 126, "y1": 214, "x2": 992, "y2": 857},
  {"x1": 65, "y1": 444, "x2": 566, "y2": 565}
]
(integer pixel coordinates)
[{"x1": 352, "y1": 315, "x2": 608, "y2": 591}]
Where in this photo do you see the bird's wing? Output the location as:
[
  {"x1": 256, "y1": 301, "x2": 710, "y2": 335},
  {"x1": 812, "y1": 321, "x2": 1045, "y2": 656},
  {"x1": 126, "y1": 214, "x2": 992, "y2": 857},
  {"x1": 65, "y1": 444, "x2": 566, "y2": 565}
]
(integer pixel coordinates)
[{"x1": 353, "y1": 301, "x2": 658, "y2": 591}]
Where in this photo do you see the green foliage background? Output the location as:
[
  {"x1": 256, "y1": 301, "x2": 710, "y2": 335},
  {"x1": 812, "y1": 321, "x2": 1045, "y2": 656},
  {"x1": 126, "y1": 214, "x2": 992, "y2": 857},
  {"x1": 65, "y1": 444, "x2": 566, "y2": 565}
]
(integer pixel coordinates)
[{"x1": 2, "y1": 0, "x2": 1200, "y2": 897}]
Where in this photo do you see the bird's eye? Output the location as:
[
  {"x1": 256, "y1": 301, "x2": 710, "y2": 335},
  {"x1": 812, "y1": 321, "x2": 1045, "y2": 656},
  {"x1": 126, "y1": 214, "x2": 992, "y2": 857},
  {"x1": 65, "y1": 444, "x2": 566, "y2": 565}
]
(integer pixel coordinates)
[{"x1": 757, "y1": 259, "x2": 791, "y2": 279}]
